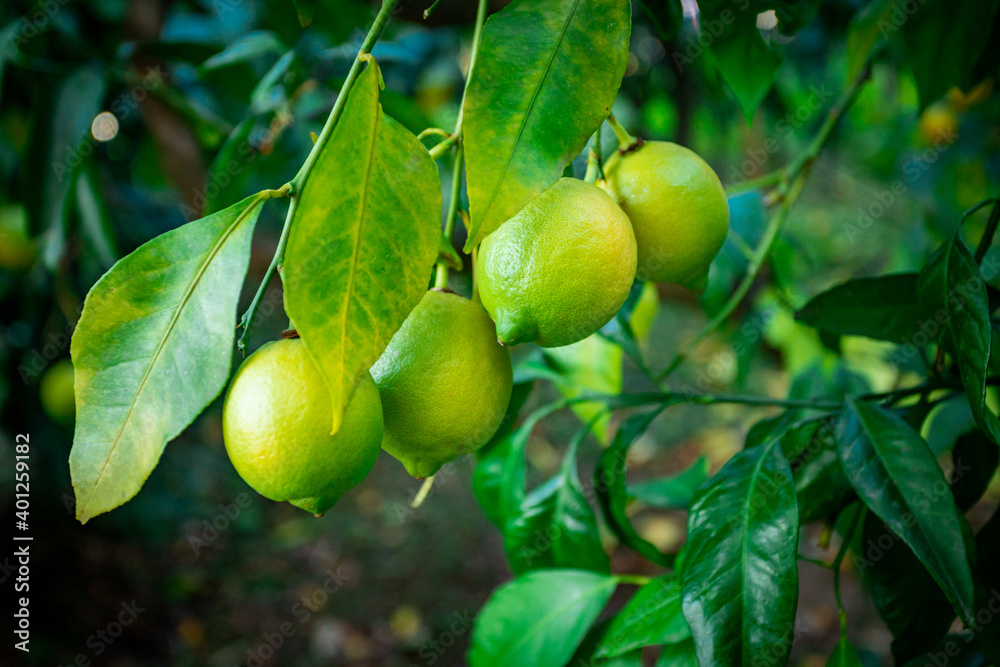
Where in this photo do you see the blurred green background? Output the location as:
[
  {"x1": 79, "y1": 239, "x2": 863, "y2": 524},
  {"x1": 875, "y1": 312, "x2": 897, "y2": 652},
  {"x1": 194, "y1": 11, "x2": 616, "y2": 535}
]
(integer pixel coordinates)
[{"x1": 1, "y1": 0, "x2": 998, "y2": 665}]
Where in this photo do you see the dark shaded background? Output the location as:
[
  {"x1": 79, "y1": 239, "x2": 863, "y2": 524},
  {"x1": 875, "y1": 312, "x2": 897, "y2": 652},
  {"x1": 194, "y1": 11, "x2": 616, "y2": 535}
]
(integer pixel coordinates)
[{"x1": 1, "y1": 0, "x2": 998, "y2": 665}]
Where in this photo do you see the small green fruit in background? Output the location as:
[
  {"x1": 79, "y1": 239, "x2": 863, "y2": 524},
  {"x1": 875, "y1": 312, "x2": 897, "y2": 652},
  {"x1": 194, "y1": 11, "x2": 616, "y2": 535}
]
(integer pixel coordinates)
[
  {"x1": 41, "y1": 359, "x2": 76, "y2": 425},
  {"x1": 601, "y1": 141, "x2": 729, "y2": 292},
  {"x1": 0, "y1": 204, "x2": 36, "y2": 272},
  {"x1": 478, "y1": 178, "x2": 637, "y2": 348},
  {"x1": 371, "y1": 289, "x2": 513, "y2": 478},
  {"x1": 223, "y1": 338, "x2": 383, "y2": 515}
]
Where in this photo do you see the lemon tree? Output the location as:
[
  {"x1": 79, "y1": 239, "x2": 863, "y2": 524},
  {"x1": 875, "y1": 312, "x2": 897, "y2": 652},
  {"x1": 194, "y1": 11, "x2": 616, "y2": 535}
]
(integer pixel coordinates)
[{"x1": 55, "y1": 0, "x2": 1000, "y2": 665}]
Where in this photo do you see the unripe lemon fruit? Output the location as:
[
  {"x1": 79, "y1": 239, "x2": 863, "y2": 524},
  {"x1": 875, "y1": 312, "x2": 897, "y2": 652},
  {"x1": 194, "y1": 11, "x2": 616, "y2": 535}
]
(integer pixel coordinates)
[
  {"x1": 601, "y1": 141, "x2": 729, "y2": 292},
  {"x1": 223, "y1": 338, "x2": 383, "y2": 515},
  {"x1": 478, "y1": 178, "x2": 637, "y2": 348},
  {"x1": 371, "y1": 289, "x2": 513, "y2": 478}
]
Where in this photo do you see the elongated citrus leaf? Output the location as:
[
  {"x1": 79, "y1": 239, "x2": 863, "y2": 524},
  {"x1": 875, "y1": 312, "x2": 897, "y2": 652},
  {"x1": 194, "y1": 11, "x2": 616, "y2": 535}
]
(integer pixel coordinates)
[
  {"x1": 796, "y1": 273, "x2": 930, "y2": 344},
  {"x1": 595, "y1": 409, "x2": 677, "y2": 567},
  {"x1": 468, "y1": 569, "x2": 617, "y2": 667},
  {"x1": 855, "y1": 512, "x2": 957, "y2": 663},
  {"x1": 681, "y1": 439, "x2": 799, "y2": 667},
  {"x1": 284, "y1": 59, "x2": 441, "y2": 433},
  {"x1": 918, "y1": 228, "x2": 1000, "y2": 443},
  {"x1": 504, "y1": 430, "x2": 609, "y2": 574},
  {"x1": 595, "y1": 574, "x2": 689, "y2": 658},
  {"x1": 629, "y1": 456, "x2": 709, "y2": 511},
  {"x1": 70, "y1": 194, "x2": 266, "y2": 523},
  {"x1": 657, "y1": 639, "x2": 698, "y2": 666},
  {"x1": 825, "y1": 637, "x2": 863, "y2": 667},
  {"x1": 462, "y1": 0, "x2": 631, "y2": 250},
  {"x1": 836, "y1": 398, "x2": 975, "y2": 624}
]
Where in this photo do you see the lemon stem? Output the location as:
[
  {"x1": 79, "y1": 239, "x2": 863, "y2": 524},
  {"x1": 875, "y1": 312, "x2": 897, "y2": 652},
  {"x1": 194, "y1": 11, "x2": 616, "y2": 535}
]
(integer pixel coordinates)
[
  {"x1": 606, "y1": 113, "x2": 638, "y2": 150},
  {"x1": 583, "y1": 127, "x2": 602, "y2": 184},
  {"x1": 435, "y1": 144, "x2": 464, "y2": 290},
  {"x1": 411, "y1": 475, "x2": 436, "y2": 508}
]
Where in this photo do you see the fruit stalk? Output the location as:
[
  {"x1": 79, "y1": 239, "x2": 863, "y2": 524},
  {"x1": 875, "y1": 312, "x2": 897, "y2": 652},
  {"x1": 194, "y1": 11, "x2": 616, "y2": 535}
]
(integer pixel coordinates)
[
  {"x1": 435, "y1": 144, "x2": 465, "y2": 289},
  {"x1": 658, "y1": 59, "x2": 874, "y2": 381}
]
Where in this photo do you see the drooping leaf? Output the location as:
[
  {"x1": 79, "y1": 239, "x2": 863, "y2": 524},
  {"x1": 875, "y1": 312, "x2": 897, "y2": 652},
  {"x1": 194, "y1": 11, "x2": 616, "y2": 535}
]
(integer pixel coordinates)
[
  {"x1": 474, "y1": 382, "x2": 535, "y2": 527},
  {"x1": 845, "y1": 0, "x2": 894, "y2": 82},
  {"x1": 468, "y1": 569, "x2": 617, "y2": 667},
  {"x1": 199, "y1": 31, "x2": 286, "y2": 73},
  {"x1": 636, "y1": 0, "x2": 684, "y2": 41},
  {"x1": 462, "y1": 0, "x2": 631, "y2": 249},
  {"x1": 899, "y1": 0, "x2": 1000, "y2": 108},
  {"x1": 75, "y1": 164, "x2": 119, "y2": 269},
  {"x1": 796, "y1": 274, "x2": 929, "y2": 344},
  {"x1": 70, "y1": 194, "x2": 266, "y2": 523},
  {"x1": 284, "y1": 59, "x2": 441, "y2": 434},
  {"x1": 23, "y1": 65, "x2": 107, "y2": 268},
  {"x1": 656, "y1": 639, "x2": 698, "y2": 666},
  {"x1": 825, "y1": 637, "x2": 864, "y2": 667},
  {"x1": 681, "y1": 440, "x2": 799, "y2": 667},
  {"x1": 504, "y1": 427, "x2": 609, "y2": 574},
  {"x1": 856, "y1": 511, "x2": 961, "y2": 664},
  {"x1": 836, "y1": 398, "x2": 975, "y2": 624},
  {"x1": 702, "y1": 12, "x2": 782, "y2": 122},
  {"x1": 629, "y1": 456, "x2": 709, "y2": 511},
  {"x1": 918, "y1": 227, "x2": 1000, "y2": 443},
  {"x1": 594, "y1": 574, "x2": 689, "y2": 658},
  {"x1": 951, "y1": 429, "x2": 998, "y2": 513},
  {"x1": 595, "y1": 408, "x2": 677, "y2": 567},
  {"x1": 780, "y1": 414, "x2": 854, "y2": 523}
]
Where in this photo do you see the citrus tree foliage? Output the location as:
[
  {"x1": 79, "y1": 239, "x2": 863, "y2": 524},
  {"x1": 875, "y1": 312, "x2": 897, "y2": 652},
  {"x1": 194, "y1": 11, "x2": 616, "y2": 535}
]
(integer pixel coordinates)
[{"x1": 63, "y1": 0, "x2": 1000, "y2": 664}]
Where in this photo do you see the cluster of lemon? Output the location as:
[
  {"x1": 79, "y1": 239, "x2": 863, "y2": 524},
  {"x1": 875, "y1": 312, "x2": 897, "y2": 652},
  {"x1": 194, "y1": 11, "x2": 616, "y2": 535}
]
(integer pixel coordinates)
[{"x1": 222, "y1": 139, "x2": 729, "y2": 515}]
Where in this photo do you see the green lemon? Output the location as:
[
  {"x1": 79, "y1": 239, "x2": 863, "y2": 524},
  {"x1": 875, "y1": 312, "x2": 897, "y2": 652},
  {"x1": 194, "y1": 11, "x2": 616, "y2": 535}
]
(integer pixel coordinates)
[
  {"x1": 478, "y1": 178, "x2": 637, "y2": 348},
  {"x1": 371, "y1": 289, "x2": 513, "y2": 478},
  {"x1": 40, "y1": 359, "x2": 75, "y2": 425},
  {"x1": 223, "y1": 338, "x2": 383, "y2": 515},
  {"x1": 601, "y1": 141, "x2": 729, "y2": 292}
]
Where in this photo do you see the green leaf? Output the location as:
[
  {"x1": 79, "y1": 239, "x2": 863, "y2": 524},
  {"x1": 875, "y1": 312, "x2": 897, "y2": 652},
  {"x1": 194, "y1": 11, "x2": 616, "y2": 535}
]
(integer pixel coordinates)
[
  {"x1": 292, "y1": 0, "x2": 317, "y2": 27},
  {"x1": 23, "y1": 66, "x2": 107, "y2": 268},
  {"x1": 845, "y1": 0, "x2": 894, "y2": 82},
  {"x1": 284, "y1": 60, "x2": 441, "y2": 434},
  {"x1": 705, "y1": 16, "x2": 782, "y2": 122},
  {"x1": 656, "y1": 639, "x2": 698, "y2": 666},
  {"x1": 199, "y1": 31, "x2": 286, "y2": 73},
  {"x1": 462, "y1": 0, "x2": 631, "y2": 250},
  {"x1": 918, "y1": 228, "x2": 1000, "y2": 443},
  {"x1": 796, "y1": 274, "x2": 929, "y2": 344},
  {"x1": 70, "y1": 194, "x2": 266, "y2": 523},
  {"x1": 681, "y1": 439, "x2": 799, "y2": 667},
  {"x1": 474, "y1": 382, "x2": 535, "y2": 527},
  {"x1": 836, "y1": 398, "x2": 975, "y2": 624},
  {"x1": 629, "y1": 456, "x2": 709, "y2": 511},
  {"x1": 468, "y1": 569, "x2": 617, "y2": 667},
  {"x1": 951, "y1": 429, "x2": 998, "y2": 513},
  {"x1": 855, "y1": 512, "x2": 956, "y2": 664},
  {"x1": 899, "y1": 0, "x2": 1000, "y2": 108},
  {"x1": 595, "y1": 574, "x2": 689, "y2": 658},
  {"x1": 972, "y1": 507, "x2": 1000, "y2": 662},
  {"x1": 636, "y1": 0, "x2": 684, "y2": 41},
  {"x1": 825, "y1": 637, "x2": 864, "y2": 667},
  {"x1": 75, "y1": 165, "x2": 119, "y2": 269},
  {"x1": 781, "y1": 415, "x2": 854, "y2": 523},
  {"x1": 504, "y1": 427, "x2": 609, "y2": 574},
  {"x1": 595, "y1": 409, "x2": 676, "y2": 567}
]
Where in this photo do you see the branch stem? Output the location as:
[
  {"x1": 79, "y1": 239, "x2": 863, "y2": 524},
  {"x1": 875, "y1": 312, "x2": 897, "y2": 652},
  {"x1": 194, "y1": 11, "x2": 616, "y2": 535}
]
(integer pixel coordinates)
[
  {"x1": 973, "y1": 197, "x2": 1000, "y2": 263},
  {"x1": 435, "y1": 144, "x2": 464, "y2": 289}
]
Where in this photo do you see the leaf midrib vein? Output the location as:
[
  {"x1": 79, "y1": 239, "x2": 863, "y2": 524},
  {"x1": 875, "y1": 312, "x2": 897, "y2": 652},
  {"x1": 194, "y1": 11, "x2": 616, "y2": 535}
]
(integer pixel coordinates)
[
  {"x1": 476, "y1": 0, "x2": 582, "y2": 232},
  {"x1": 81, "y1": 198, "x2": 260, "y2": 516}
]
